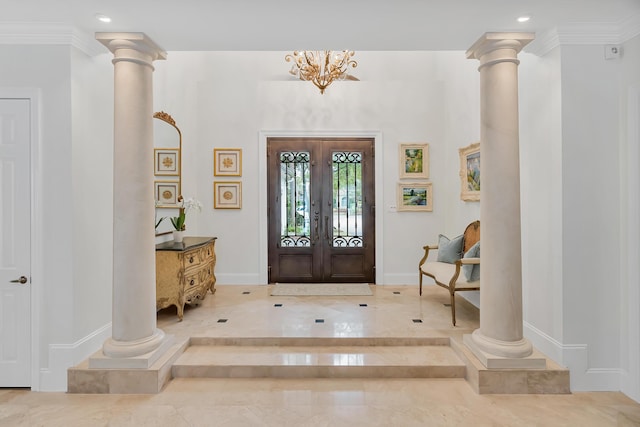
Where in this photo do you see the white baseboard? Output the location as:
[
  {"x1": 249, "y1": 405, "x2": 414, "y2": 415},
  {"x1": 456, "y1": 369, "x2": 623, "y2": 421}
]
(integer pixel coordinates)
[
  {"x1": 38, "y1": 323, "x2": 111, "y2": 392},
  {"x1": 581, "y1": 368, "x2": 623, "y2": 391},
  {"x1": 524, "y1": 321, "x2": 622, "y2": 392},
  {"x1": 523, "y1": 321, "x2": 566, "y2": 363}
]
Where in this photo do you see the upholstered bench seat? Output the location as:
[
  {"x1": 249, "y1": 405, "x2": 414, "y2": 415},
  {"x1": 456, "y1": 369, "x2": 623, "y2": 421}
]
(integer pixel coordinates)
[{"x1": 420, "y1": 260, "x2": 479, "y2": 290}]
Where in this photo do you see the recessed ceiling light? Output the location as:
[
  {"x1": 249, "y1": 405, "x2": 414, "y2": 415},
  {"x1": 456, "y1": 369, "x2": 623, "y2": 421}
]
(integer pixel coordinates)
[
  {"x1": 517, "y1": 16, "x2": 531, "y2": 23},
  {"x1": 95, "y1": 14, "x2": 112, "y2": 23}
]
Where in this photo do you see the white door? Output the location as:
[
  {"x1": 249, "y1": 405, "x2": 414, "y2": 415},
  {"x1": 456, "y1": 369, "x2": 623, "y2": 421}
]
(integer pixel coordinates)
[{"x1": 0, "y1": 98, "x2": 31, "y2": 387}]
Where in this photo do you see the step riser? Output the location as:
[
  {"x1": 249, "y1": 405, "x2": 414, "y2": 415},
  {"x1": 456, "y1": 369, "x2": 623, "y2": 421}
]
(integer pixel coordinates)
[
  {"x1": 189, "y1": 337, "x2": 451, "y2": 346},
  {"x1": 172, "y1": 365, "x2": 465, "y2": 379},
  {"x1": 173, "y1": 341, "x2": 467, "y2": 380}
]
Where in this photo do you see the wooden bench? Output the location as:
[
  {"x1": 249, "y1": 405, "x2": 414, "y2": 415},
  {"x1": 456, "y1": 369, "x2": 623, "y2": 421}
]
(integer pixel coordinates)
[{"x1": 418, "y1": 221, "x2": 480, "y2": 326}]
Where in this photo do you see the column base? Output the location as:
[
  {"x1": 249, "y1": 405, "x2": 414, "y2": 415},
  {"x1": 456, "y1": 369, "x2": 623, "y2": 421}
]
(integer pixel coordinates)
[
  {"x1": 102, "y1": 327, "x2": 165, "y2": 358},
  {"x1": 69, "y1": 336, "x2": 188, "y2": 393},
  {"x1": 464, "y1": 331, "x2": 545, "y2": 369},
  {"x1": 90, "y1": 330, "x2": 172, "y2": 369},
  {"x1": 451, "y1": 336, "x2": 570, "y2": 394}
]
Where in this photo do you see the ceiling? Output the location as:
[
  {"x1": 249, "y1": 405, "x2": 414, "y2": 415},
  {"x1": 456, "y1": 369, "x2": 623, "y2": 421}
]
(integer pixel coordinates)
[{"x1": 2, "y1": 0, "x2": 640, "y2": 51}]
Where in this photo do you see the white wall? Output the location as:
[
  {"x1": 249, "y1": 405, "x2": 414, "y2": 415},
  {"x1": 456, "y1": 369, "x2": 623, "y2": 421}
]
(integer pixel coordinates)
[
  {"x1": 70, "y1": 50, "x2": 114, "y2": 341},
  {"x1": 561, "y1": 44, "x2": 623, "y2": 390},
  {"x1": 519, "y1": 48, "x2": 565, "y2": 359},
  {"x1": 618, "y1": 34, "x2": 640, "y2": 401},
  {"x1": 520, "y1": 40, "x2": 638, "y2": 392},
  {"x1": 152, "y1": 51, "x2": 482, "y2": 286}
]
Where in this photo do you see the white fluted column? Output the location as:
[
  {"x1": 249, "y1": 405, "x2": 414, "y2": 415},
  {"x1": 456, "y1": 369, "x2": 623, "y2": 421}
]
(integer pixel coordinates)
[
  {"x1": 95, "y1": 33, "x2": 167, "y2": 362},
  {"x1": 463, "y1": 33, "x2": 544, "y2": 368}
]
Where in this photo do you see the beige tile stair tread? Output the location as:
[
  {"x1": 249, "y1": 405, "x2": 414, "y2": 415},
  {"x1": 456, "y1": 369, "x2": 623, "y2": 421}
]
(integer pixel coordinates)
[
  {"x1": 172, "y1": 344, "x2": 466, "y2": 378},
  {"x1": 172, "y1": 345, "x2": 466, "y2": 378}
]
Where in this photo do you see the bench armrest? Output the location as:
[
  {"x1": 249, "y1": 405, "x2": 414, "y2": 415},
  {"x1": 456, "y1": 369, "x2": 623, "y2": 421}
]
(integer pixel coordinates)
[
  {"x1": 418, "y1": 245, "x2": 438, "y2": 267},
  {"x1": 460, "y1": 257, "x2": 480, "y2": 265}
]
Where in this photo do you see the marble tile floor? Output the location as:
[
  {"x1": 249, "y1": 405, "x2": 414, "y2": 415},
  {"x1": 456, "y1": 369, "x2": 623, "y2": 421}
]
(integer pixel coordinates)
[
  {"x1": 6, "y1": 284, "x2": 640, "y2": 426},
  {"x1": 157, "y1": 284, "x2": 481, "y2": 340},
  {"x1": 5, "y1": 377, "x2": 640, "y2": 426}
]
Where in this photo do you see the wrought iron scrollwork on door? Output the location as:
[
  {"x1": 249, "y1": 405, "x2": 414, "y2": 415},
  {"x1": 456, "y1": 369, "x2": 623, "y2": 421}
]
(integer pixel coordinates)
[
  {"x1": 279, "y1": 151, "x2": 311, "y2": 247},
  {"x1": 331, "y1": 151, "x2": 363, "y2": 248}
]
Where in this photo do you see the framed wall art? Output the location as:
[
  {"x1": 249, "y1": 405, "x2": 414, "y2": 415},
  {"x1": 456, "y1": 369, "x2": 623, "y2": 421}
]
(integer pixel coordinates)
[
  {"x1": 399, "y1": 143, "x2": 429, "y2": 179},
  {"x1": 155, "y1": 181, "x2": 180, "y2": 207},
  {"x1": 214, "y1": 181, "x2": 242, "y2": 209},
  {"x1": 397, "y1": 182, "x2": 433, "y2": 212},
  {"x1": 214, "y1": 148, "x2": 242, "y2": 176},
  {"x1": 154, "y1": 148, "x2": 180, "y2": 176},
  {"x1": 459, "y1": 142, "x2": 480, "y2": 202}
]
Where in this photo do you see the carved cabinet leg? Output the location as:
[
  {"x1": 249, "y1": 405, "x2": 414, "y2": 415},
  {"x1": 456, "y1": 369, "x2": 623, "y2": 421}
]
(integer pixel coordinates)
[{"x1": 177, "y1": 303, "x2": 185, "y2": 321}]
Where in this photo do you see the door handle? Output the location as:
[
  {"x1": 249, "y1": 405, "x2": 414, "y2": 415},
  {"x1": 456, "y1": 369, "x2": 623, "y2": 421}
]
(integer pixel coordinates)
[
  {"x1": 325, "y1": 216, "x2": 330, "y2": 241},
  {"x1": 313, "y1": 212, "x2": 319, "y2": 244},
  {"x1": 10, "y1": 276, "x2": 28, "y2": 284}
]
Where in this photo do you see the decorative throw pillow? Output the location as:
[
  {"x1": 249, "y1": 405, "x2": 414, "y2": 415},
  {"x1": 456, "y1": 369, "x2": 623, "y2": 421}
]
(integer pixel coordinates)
[
  {"x1": 436, "y1": 234, "x2": 464, "y2": 264},
  {"x1": 462, "y1": 241, "x2": 480, "y2": 282}
]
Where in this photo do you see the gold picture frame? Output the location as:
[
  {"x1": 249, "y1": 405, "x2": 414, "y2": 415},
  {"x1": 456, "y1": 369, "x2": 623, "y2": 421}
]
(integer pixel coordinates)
[
  {"x1": 397, "y1": 182, "x2": 433, "y2": 212},
  {"x1": 214, "y1": 181, "x2": 242, "y2": 209},
  {"x1": 214, "y1": 148, "x2": 242, "y2": 176},
  {"x1": 154, "y1": 181, "x2": 180, "y2": 207},
  {"x1": 459, "y1": 142, "x2": 480, "y2": 202},
  {"x1": 399, "y1": 143, "x2": 429, "y2": 179},
  {"x1": 154, "y1": 148, "x2": 180, "y2": 176}
]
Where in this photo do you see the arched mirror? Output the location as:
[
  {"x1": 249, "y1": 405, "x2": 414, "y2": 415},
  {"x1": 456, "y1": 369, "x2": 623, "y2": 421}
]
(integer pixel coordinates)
[{"x1": 153, "y1": 111, "x2": 182, "y2": 236}]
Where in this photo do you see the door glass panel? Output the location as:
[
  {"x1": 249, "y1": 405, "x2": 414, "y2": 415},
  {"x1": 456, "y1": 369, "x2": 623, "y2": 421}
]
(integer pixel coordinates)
[
  {"x1": 332, "y1": 151, "x2": 363, "y2": 247},
  {"x1": 280, "y1": 151, "x2": 311, "y2": 247}
]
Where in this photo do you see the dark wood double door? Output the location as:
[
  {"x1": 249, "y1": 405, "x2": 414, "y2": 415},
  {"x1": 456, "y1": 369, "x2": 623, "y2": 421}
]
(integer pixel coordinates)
[{"x1": 267, "y1": 137, "x2": 375, "y2": 283}]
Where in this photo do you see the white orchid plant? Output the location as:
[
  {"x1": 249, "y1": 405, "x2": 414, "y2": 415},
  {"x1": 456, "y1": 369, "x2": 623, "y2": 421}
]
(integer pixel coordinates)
[{"x1": 156, "y1": 196, "x2": 202, "y2": 231}]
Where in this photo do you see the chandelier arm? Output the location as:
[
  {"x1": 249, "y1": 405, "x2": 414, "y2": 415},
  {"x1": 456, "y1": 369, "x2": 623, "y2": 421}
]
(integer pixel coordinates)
[{"x1": 284, "y1": 50, "x2": 358, "y2": 94}]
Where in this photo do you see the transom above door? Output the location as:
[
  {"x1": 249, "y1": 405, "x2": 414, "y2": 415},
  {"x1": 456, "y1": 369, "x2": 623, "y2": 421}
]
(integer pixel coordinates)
[{"x1": 267, "y1": 137, "x2": 375, "y2": 283}]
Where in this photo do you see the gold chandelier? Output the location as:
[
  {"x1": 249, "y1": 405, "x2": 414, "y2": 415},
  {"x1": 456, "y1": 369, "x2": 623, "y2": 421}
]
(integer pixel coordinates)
[{"x1": 285, "y1": 50, "x2": 358, "y2": 94}]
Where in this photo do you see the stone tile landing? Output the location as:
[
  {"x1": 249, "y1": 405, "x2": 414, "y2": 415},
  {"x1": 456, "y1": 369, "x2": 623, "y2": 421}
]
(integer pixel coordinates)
[{"x1": 67, "y1": 285, "x2": 570, "y2": 395}]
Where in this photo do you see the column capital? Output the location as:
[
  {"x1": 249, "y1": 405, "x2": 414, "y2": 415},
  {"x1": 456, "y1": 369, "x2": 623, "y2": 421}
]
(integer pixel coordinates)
[
  {"x1": 466, "y1": 32, "x2": 535, "y2": 65},
  {"x1": 96, "y1": 32, "x2": 167, "y2": 68}
]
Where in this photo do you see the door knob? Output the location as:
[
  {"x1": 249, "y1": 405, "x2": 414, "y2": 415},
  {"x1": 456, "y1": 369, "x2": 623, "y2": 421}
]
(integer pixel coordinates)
[{"x1": 10, "y1": 276, "x2": 28, "y2": 284}]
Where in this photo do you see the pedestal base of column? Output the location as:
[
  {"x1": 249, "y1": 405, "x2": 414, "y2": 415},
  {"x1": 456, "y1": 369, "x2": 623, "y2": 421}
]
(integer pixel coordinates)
[
  {"x1": 464, "y1": 330, "x2": 545, "y2": 369},
  {"x1": 90, "y1": 329, "x2": 171, "y2": 369},
  {"x1": 70, "y1": 336, "x2": 189, "y2": 393}
]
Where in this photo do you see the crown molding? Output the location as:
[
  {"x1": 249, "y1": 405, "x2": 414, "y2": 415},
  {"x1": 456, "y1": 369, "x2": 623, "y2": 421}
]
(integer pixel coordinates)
[
  {"x1": 0, "y1": 22, "x2": 104, "y2": 57},
  {"x1": 526, "y1": 13, "x2": 640, "y2": 57},
  {"x1": 524, "y1": 29, "x2": 559, "y2": 57},
  {"x1": 619, "y1": 12, "x2": 640, "y2": 42}
]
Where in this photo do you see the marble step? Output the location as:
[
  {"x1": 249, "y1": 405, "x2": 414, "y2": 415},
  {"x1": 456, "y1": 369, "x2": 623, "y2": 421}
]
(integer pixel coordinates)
[
  {"x1": 172, "y1": 343, "x2": 466, "y2": 379},
  {"x1": 189, "y1": 336, "x2": 452, "y2": 346}
]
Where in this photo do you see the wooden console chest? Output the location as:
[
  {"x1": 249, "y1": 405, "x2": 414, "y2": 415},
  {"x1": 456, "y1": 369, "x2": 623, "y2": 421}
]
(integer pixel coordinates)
[{"x1": 155, "y1": 236, "x2": 217, "y2": 320}]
